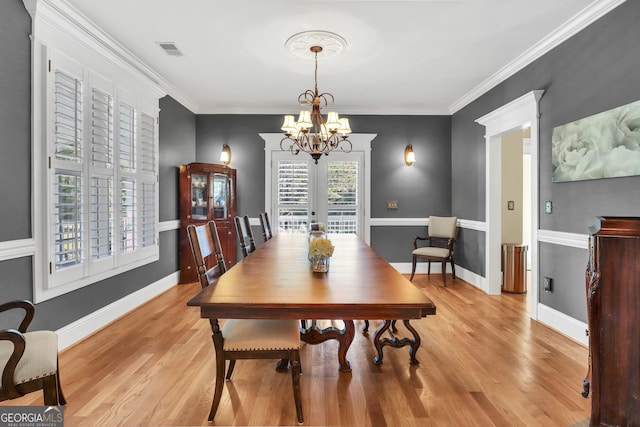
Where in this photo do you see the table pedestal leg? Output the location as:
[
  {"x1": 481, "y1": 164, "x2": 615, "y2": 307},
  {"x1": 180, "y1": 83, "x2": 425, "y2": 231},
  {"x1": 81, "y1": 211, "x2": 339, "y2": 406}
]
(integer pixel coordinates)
[
  {"x1": 301, "y1": 319, "x2": 354, "y2": 372},
  {"x1": 373, "y1": 319, "x2": 422, "y2": 365}
]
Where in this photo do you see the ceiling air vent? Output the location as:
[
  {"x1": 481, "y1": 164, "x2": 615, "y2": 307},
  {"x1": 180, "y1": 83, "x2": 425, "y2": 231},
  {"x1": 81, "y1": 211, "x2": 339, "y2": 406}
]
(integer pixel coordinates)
[{"x1": 157, "y1": 42, "x2": 183, "y2": 57}]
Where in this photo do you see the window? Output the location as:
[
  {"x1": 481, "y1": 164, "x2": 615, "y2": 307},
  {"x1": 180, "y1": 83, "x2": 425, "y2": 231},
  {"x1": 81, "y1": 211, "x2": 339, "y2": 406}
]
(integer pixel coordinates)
[{"x1": 37, "y1": 48, "x2": 159, "y2": 301}]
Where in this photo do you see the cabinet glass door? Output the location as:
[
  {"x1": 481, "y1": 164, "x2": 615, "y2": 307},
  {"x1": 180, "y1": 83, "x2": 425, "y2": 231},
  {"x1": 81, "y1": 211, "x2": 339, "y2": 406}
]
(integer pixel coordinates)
[
  {"x1": 211, "y1": 173, "x2": 228, "y2": 219},
  {"x1": 191, "y1": 173, "x2": 208, "y2": 220}
]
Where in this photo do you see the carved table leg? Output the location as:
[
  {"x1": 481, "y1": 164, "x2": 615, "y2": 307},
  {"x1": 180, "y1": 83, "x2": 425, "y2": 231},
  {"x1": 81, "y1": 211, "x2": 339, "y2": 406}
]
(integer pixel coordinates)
[
  {"x1": 275, "y1": 358, "x2": 291, "y2": 372},
  {"x1": 373, "y1": 320, "x2": 392, "y2": 365},
  {"x1": 403, "y1": 319, "x2": 421, "y2": 365},
  {"x1": 373, "y1": 319, "x2": 422, "y2": 365},
  {"x1": 338, "y1": 320, "x2": 355, "y2": 372},
  {"x1": 300, "y1": 319, "x2": 354, "y2": 372}
]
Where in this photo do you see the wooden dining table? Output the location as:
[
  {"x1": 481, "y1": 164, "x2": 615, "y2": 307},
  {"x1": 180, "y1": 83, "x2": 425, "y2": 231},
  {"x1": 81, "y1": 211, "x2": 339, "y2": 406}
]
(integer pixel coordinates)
[{"x1": 188, "y1": 233, "x2": 436, "y2": 371}]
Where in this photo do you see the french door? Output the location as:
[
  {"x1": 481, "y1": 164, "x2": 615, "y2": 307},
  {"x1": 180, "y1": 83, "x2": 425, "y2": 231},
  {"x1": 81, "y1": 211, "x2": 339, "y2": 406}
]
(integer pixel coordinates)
[{"x1": 272, "y1": 151, "x2": 364, "y2": 236}]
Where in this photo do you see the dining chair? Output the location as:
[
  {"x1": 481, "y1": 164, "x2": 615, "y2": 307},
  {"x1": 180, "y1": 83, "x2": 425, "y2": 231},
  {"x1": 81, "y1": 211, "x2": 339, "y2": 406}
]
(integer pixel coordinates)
[
  {"x1": 259, "y1": 212, "x2": 273, "y2": 242},
  {"x1": 234, "y1": 215, "x2": 256, "y2": 258},
  {"x1": 0, "y1": 300, "x2": 66, "y2": 406},
  {"x1": 187, "y1": 221, "x2": 303, "y2": 423},
  {"x1": 410, "y1": 216, "x2": 458, "y2": 285}
]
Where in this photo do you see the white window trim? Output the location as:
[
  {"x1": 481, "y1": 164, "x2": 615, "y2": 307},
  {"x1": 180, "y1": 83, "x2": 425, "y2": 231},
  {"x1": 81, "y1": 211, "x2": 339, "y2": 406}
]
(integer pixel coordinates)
[
  {"x1": 260, "y1": 133, "x2": 376, "y2": 245},
  {"x1": 25, "y1": 0, "x2": 165, "y2": 302}
]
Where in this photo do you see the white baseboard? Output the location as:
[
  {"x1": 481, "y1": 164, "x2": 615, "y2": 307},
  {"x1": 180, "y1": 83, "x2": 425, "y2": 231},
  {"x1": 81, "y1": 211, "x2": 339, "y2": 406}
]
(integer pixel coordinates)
[
  {"x1": 56, "y1": 272, "x2": 180, "y2": 350},
  {"x1": 393, "y1": 262, "x2": 586, "y2": 345},
  {"x1": 537, "y1": 303, "x2": 588, "y2": 346},
  {"x1": 390, "y1": 262, "x2": 484, "y2": 291}
]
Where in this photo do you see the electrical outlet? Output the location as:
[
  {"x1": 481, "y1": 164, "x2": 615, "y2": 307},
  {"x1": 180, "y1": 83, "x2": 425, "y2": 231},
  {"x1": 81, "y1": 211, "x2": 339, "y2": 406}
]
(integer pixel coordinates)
[
  {"x1": 545, "y1": 200, "x2": 552, "y2": 214},
  {"x1": 544, "y1": 277, "x2": 553, "y2": 293}
]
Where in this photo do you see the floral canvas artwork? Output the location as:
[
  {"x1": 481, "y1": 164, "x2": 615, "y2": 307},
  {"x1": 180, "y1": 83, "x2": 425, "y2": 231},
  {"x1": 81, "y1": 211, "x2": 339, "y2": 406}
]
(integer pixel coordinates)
[{"x1": 552, "y1": 99, "x2": 640, "y2": 182}]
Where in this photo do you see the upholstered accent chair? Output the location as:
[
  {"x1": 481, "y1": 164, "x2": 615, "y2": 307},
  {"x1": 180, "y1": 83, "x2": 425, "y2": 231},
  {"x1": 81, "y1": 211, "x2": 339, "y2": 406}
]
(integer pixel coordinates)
[
  {"x1": 259, "y1": 212, "x2": 273, "y2": 242},
  {"x1": 234, "y1": 215, "x2": 256, "y2": 258},
  {"x1": 410, "y1": 216, "x2": 458, "y2": 286},
  {"x1": 0, "y1": 300, "x2": 66, "y2": 406},
  {"x1": 187, "y1": 221, "x2": 303, "y2": 423}
]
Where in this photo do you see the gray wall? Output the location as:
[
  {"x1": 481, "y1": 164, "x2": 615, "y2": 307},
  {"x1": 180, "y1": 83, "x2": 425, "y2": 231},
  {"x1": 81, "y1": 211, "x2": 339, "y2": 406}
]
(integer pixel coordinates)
[
  {"x1": 159, "y1": 96, "x2": 197, "y2": 222},
  {"x1": 0, "y1": 0, "x2": 195, "y2": 330},
  {"x1": 196, "y1": 114, "x2": 452, "y2": 262},
  {"x1": 0, "y1": 0, "x2": 31, "y2": 242},
  {"x1": 4, "y1": 0, "x2": 638, "y2": 331},
  {"x1": 451, "y1": 0, "x2": 640, "y2": 322}
]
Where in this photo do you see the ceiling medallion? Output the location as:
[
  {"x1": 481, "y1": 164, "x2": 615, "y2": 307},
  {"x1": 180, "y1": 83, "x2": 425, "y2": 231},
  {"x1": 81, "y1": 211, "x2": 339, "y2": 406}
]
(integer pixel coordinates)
[{"x1": 285, "y1": 30, "x2": 348, "y2": 61}]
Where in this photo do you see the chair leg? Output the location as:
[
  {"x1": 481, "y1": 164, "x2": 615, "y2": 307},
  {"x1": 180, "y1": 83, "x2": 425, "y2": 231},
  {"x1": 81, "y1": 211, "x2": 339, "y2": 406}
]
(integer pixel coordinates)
[
  {"x1": 42, "y1": 375, "x2": 59, "y2": 406},
  {"x1": 410, "y1": 256, "x2": 417, "y2": 281},
  {"x1": 442, "y1": 261, "x2": 447, "y2": 286},
  {"x1": 209, "y1": 334, "x2": 226, "y2": 421},
  {"x1": 291, "y1": 351, "x2": 303, "y2": 424},
  {"x1": 427, "y1": 260, "x2": 431, "y2": 276},
  {"x1": 451, "y1": 258, "x2": 456, "y2": 280},
  {"x1": 363, "y1": 320, "x2": 369, "y2": 333},
  {"x1": 225, "y1": 360, "x2": 236, "y2": 380},
  {"x1": 56, "y1": 364, "x2": 66, "y2": 405}
]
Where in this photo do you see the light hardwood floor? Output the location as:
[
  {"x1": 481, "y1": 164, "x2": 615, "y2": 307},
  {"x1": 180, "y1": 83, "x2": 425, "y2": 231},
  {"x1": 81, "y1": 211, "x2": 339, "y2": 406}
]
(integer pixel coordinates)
[{"x1": 2, "y1": 274, "x2": 590, "y2": 426}]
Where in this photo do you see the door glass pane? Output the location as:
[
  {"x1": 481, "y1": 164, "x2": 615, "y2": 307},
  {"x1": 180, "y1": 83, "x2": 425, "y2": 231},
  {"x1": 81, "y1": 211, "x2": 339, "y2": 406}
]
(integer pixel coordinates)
[
  {"x1": 191, "y1": 173, "x2": 208, "y2": 220},
  {"x1": 277, "y1": 160, "x2": 309, "y2": 234},
  {"x1": 327, "y1": 160, "x2": 358, "y2": 234},
  {"x1": 211, "y1": 173, "x2": 228, "y2": 219}
]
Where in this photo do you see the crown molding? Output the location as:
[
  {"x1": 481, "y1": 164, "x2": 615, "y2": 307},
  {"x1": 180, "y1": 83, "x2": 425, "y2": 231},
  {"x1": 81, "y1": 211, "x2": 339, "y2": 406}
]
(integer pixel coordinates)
[
  {"x1": 449, "y1": 0, "x2": 628, "y2": 114},
  {"x1": 22, "y1": 0, "x2": 199, "y2": 111}
]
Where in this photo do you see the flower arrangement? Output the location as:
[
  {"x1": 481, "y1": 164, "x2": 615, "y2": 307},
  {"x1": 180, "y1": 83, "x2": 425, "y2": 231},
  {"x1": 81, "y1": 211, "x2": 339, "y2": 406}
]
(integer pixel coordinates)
[{"x1": 308, "y1": 237, "x2": 335, "y2": 258}]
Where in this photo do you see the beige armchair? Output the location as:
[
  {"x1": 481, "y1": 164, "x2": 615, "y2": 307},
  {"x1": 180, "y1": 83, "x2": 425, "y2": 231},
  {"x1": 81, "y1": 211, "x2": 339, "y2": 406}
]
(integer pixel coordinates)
[
  {"x1": 0, "y1": 300, "x2": 66, "y2": 406},
  {"x1": 410, "y1": 216, "x2": 458, "y2": 286}
]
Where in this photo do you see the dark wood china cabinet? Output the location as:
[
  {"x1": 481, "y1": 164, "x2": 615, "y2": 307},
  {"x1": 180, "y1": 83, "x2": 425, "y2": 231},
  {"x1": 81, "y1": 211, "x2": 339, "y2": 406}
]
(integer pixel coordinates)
[
  {"x1": 583, "y1": 216, "x2": 640, "y2": 426},
  {"x1": 179, "y1": 163, "x2": 236, "y2": 284}
]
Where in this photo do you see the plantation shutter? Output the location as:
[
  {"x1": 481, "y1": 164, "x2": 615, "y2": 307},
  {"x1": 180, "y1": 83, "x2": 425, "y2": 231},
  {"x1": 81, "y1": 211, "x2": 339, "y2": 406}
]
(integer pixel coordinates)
[
  {"x1": 139, "y1": 112, "x2": 156, "y2": 248},
  {"x1": 276, "y1": 160, "x2": 311, "y2": 233},
  {"x1": 89, "y1": 86, "x2": 114, "y2": 261},
  {"x1": 326, "y1": 160, "x2": 359, "y2": 234},
  {"x1": 53, "y1": 69, "x2": 84, "y2": 271},
  {"x1": 119, "y1": 102, "x2": 136, "y2": 172},
  {"x1": 120, "y1": 178, "x2": 136, "y2": 253}
]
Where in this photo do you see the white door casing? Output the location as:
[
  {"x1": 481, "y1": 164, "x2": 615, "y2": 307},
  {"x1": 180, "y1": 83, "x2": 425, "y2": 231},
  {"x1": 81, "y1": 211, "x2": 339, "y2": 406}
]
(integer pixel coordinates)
[{"x1": 476, "y1": 90, "x2": 544, "y2": 320}]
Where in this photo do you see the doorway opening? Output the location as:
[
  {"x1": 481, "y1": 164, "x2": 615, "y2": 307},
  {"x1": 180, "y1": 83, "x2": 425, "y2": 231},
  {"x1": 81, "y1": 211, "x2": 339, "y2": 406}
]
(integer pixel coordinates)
[
  {"x1": 476, "y1": 90, "x2": 544, "y2": 320},
  {"x1": 260, "y1": 133, "x2": 376, "y2": 244},
  {"x1": 500, "y1": 127, "x2": 532, "y2": 294}
]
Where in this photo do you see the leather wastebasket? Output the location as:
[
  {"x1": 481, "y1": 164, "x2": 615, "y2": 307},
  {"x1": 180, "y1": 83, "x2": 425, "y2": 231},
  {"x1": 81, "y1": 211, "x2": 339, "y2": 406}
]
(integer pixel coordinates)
[{"x1": 502, "y1": 244, "x2": 528, "y2": 293}]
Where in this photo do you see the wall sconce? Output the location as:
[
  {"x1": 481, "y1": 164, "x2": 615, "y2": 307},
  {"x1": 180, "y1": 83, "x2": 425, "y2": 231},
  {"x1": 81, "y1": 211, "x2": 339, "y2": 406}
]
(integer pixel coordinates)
[
  {"x1": 404, "y1": 144, "x2": 415, "y2": 166},
  {"x1": 220, "y1": 144, "x2": 231, "y2": 165}
]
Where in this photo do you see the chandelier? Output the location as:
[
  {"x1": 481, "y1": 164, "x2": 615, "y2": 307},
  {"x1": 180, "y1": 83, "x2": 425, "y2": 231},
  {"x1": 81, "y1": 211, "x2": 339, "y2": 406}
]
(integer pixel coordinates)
[{"x1": 280, "y1": 44, "x2": 352, "y2": 164}]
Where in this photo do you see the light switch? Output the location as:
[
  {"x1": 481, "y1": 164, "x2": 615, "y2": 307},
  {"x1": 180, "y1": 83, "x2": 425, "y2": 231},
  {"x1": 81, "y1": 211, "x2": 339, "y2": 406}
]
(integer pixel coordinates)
[
  {"x1": 545, "y1": 200, "x2": 552, "y2": 214},
  {"x1": 386, "y1": 200, "x2": 398, "y2": 209}
]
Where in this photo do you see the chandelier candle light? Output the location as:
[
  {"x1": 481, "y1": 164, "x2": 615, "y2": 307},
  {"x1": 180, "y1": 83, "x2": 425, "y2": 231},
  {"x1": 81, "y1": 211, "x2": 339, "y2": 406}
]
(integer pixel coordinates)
[{"x1": 281, "y1": 42, "x2": 352, "y2": 164}]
